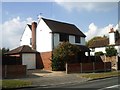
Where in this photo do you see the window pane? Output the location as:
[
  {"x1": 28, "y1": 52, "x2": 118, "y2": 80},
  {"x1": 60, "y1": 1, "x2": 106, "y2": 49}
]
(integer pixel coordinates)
[
  {"x1": 75, "y1": 36, "x2": 80, "y2": 43},
  {"x1": 60, "y1": 33, "x2": 69, "y2": 42}
]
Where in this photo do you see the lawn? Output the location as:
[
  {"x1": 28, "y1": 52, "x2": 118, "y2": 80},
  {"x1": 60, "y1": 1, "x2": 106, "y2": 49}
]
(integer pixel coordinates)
[
  {"x1": 2, "y1": 80, "x2": 32, "y2": 89},
  {"x1": 78, "y1": 71, "x2": 120, "y2": 79}
]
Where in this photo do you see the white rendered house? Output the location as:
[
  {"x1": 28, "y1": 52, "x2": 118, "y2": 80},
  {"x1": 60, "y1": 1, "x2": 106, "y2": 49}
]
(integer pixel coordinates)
[
  {"x1": 89, "y1": 28, "x2": 120, "y2": 56},
  {"x1": 20, "y1": 17, "x2": 89, "y2": 70}
]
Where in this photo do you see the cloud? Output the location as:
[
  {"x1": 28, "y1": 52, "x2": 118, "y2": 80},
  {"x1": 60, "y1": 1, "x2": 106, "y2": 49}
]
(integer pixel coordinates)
[
  {"x1": 85, "y1": 23, "x2": 118, "y2": 41},
  {"x1": 54, "y1": 1, "x2": 117, "y2": 12},
  {"x1": 1, "y1": 16, "x2": 33, "y2": 49}
]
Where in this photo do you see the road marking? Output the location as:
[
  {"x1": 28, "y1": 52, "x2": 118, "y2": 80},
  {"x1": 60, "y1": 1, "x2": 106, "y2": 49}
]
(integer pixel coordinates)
[
  {"x1": 98, "y1": 84, "x2": 120, "y2": 90},
  {"x1": 106, "y1": 85, "x2": 120, "y2": 88}
]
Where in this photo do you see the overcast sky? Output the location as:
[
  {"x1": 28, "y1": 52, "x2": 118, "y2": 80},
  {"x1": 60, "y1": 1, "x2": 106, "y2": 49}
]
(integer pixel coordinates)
[{"x1": 1, "y1": 0, "x2": 120, "y2": 49}]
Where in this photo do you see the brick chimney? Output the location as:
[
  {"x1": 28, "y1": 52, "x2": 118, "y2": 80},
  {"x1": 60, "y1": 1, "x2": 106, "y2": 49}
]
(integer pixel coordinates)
[
  {"x1": 32, "y1": 22, "x2": 37, "y2": 50},
  {"x1": 109, "y1": 28, "x2": 115, "y2": 45}
]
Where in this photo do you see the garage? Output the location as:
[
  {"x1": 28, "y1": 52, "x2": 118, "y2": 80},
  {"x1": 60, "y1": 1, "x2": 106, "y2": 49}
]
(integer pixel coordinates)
[
  {"x1": 5, "y1": 45, "x2": 38, "y2": 70},
  {"x1": 22, "y1": 53, "x2": 36, "y2": 69}
]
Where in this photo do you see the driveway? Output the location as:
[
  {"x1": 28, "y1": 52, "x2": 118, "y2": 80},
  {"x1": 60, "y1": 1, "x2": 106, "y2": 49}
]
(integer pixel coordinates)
[{"x1": 19, "y1": 69, "x2": 89, "y2": 87}]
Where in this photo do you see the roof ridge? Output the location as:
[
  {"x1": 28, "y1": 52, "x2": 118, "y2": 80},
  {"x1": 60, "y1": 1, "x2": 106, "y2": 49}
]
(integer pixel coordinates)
[{"x1": 42, "y1": 17, "x2": 74, "y2": 26}]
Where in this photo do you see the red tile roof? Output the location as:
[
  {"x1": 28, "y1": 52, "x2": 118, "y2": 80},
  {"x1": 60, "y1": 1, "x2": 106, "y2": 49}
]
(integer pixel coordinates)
[
  {"x1": 5, "y1": 45, "x2": 38, "y2": 55},
  {"x1": 89, "y1": 38, "x2": 120, "y2": 48},
  {"x1": 89, "y1": 39, "x2": 109, "y2": 48}
]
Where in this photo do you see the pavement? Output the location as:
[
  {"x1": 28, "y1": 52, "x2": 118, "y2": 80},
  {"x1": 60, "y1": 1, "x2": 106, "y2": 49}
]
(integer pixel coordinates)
[{"x1": 18, "y1": 69, "x2": 89, "y2": 87}]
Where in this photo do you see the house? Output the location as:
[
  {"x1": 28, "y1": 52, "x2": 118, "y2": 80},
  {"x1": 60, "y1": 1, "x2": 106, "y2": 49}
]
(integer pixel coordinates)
[
  {"x1": 89, "y1": 28, "x2": 120, "y2": 70},
  {"x1": 89, "y1": 28, "x2": 120, "y2": 56},
  {"x1": 19, "y1": 17, "x2": 90, "y2": 70}
]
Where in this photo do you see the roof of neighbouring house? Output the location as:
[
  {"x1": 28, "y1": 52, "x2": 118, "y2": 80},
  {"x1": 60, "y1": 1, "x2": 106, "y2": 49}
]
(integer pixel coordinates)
[
  {"x1": 5, "y1": 45, "x2": 38, "y2": 55},
  {"x1": 89, "y1": 39, "x2": 109, "y2": 48},
  {"x1": 89, "y1": 38, "x2": 120, "y2": 48},
  {"x1": 42, "y1": 18, "x2": 86, "y2": 37}
]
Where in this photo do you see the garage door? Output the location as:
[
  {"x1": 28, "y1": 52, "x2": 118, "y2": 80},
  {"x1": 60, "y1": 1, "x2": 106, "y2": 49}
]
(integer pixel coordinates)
[{"x1": 22, "y1": 53, "x2": 36, "y2": 69}]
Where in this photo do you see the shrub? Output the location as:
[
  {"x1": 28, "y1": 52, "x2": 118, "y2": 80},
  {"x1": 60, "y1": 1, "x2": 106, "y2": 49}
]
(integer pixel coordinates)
[
  {"x1": 52, "y1": 42, "x2": 80, "y2": 71},
  {"x1": 105, "y1": 46, "x2": 117, "y2": 57}
]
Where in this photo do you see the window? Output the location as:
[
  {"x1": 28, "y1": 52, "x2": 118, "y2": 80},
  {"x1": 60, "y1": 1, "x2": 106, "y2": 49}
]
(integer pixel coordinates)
[
  {"x1": 59, "y1": 33, "x2": 69, "y2": 42},
  {"x1": 30, "y1": 38, "x2": 32, "y2": 45},
  {"x1": 75, "y1": 36, "x2": 80, "y2": 43}
]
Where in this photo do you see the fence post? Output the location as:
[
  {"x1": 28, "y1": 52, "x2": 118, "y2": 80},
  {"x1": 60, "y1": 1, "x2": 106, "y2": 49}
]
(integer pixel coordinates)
[
  {"x1": 93, "y1": 62, "x2": 95, "y2": 72},
  {"x1": 80, "y1": 63, "x2": 82, "y2": 73},
  {"x1": 66, "y1": 63, "x2": 68, "y2": 74},
  {"x1": 5, "y1": 65, "x2": 7, "y2": 78},
  {"x1": 104, "y1": 62, "x2": 106, "y2": 72}
]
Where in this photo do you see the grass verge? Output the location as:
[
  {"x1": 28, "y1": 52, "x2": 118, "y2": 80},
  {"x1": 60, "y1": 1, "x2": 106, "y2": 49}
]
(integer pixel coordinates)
[
  {"x1": 2, "y1": 80, "x2": 32, "y2": 89},
  {"x1": 78, "y1": 71, "x2": 120, "y2": 79}
]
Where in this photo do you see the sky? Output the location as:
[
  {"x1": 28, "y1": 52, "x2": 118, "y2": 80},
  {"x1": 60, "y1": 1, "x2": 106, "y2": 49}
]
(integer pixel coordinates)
[{"x1": 1, "y1": 0, "x2": 120, "y2": 49}]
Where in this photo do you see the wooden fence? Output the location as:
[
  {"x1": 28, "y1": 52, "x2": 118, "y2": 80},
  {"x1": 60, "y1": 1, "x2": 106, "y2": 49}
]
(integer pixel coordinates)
[
  {"x1": 66, "y1": 62, "x2": 111, "y2": 74},
  {"x1": 2, "y1": 55, "x2": 21, "y2": 65},
  {"x1": 2, "y1": 65, "x2": 27, "y2": 79}
]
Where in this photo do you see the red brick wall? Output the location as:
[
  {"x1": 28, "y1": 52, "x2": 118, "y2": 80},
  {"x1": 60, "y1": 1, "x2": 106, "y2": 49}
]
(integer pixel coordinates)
[
  {"x1": 40, "y1": 52, "x2": 52, "y2": 70},
  {"x1": 2, "y1": 65, "x2": 26, "y2": 79}
]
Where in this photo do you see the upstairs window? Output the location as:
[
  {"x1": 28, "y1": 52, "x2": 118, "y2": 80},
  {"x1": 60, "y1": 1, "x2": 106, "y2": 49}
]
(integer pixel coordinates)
[
  {"x1": 59, "y1": 33, "x2": 69, "y2": 42},
  {"x1": 30, "y1": 38, "x2": 32, "y2": 45},
  {"x1": 75, "y1": 36, "x2": 80, "y2": 43}
]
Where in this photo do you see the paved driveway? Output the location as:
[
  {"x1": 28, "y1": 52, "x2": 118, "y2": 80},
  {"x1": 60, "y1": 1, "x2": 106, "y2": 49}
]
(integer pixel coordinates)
[{"x1": 20, "y1": 69, "x2": 89, "y2": 87}]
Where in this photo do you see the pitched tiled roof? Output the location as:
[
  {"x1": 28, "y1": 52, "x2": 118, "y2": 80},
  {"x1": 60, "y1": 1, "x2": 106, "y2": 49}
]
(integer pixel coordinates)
[
  {"x1": 42, "y1": 18, "x2": 86, "y2": 37},
  {"x1": 89, "y1": 39, "x2": 109, "y2": 48},
  {"x1": 5, "y1": 45, "x2": 37, "y2": 55},
  {"x1": 89, "y1": 38, "x2": 120, "y2": 48}
]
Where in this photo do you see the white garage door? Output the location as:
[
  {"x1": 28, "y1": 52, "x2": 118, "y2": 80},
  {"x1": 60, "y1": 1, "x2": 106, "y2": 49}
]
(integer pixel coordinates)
[{"x1": 22, "y1": 53, "x2": 36, "y2": 69}]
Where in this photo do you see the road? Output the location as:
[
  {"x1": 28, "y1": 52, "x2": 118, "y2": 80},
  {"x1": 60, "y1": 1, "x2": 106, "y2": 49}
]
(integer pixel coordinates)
[{"x1": 20, "y1": 77, "x2": 120, "y2": 90}]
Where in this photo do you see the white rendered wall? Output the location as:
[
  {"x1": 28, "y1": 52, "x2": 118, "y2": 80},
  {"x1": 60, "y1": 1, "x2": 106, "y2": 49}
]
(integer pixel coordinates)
[
  {"x1": 90, "y1": 47, "x2": 106, "y2": 56},
  {"x1": 36, "y1": 19, "x2": 52, "y2": 52},
  {"x1": 115, "y1": 46, "x2": 120, "y2": 56},
  {"x1": 109, "y1": 33, "x2": 115, "y2": 45},
  {"x1": 20, "y1": 25, "x2": 32, "y2": 47}
]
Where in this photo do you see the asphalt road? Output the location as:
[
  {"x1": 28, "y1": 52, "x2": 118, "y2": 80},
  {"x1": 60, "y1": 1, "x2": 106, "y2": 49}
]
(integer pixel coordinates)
[
  {"x1": 17, "y1": 76, "x2": 120, "y2": 90},
  {"x1": 51, "y1": 77, "x2": 119, "y2": 89}
]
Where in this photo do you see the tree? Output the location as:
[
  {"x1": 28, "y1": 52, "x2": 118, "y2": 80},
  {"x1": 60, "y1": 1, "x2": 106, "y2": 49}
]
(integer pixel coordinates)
[
  {"x1": 52, "y1": 42, "x2": 80, "y2": 71},
  {"x1": 86, "y1": 36, "x2": 107, "y2": 47},
  {"x1": 1, "y1": 48, "x2": 9, "y2": 55},
  {"x1": 105, "y1": 46, "x2": 117, "y2": 57}
]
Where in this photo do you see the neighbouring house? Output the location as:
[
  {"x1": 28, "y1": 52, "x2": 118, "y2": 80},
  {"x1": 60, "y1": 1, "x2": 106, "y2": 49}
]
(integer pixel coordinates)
[
  {"x1": 89, "y1": 28, "x2": 120, "y2": 56},
  {"x1": 20, "y1": 17, "x2": 90, "y2": 70},
  {"x1": 89, "y1": 28, "x2": 120, "y2": 70}
]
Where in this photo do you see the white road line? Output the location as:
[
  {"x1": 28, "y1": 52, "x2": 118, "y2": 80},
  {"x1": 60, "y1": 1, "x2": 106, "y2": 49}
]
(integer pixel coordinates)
[
  {"x1": 106, "y1": 85, "x2": 120, "y2": 88},
  {"x1": 98, "y1": 84, "x2": 120, "y2": 90}
]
